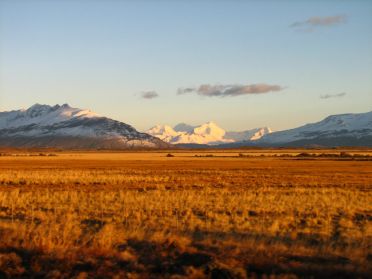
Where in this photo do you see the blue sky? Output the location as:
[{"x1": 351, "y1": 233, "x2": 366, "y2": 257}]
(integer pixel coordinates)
[{"x1": 1, "y1": 0, "x2": 371, "y2": 131}]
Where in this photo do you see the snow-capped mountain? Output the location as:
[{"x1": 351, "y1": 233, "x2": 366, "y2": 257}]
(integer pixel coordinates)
[
  {"x1": 225, "y1": 127, "x2": 273, "y2": 141},
  {"x1": 3, "y1": 104, "x2": 368, "y2": 149},
  {"x1": 259, "y1": 111, "x2": 372, "y2": 146},
  {"x1": 0, "y1": 104, "x2": 168, "y2": 149},
  {"x1": 147, "y1": 121, "x2": 232, "y2": 145},
  {"x1": 147, "y1": 111, "x2": 372, "y2": 147},
  {"x1": 146, "y1": 125, "x2": 180, "y2": 143},
  {"x1": 173, "y1": 123, "x2": 195, "y2": 133},
  {"x1": 147, "y1": 121, "x2": 272, "y2": 145}
]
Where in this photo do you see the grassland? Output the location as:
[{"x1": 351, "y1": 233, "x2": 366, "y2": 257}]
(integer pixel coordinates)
[{"x1": 0, "y1": 150, "x2": 371, "y2": 278}]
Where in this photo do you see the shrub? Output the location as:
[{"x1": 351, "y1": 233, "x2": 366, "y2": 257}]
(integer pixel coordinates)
[
  {"x1": 340, "y1": 152, "x2": 352, "y2": 157},
  {"x1": 296, "y1": 152, "x2": 312, "y2": 157}
]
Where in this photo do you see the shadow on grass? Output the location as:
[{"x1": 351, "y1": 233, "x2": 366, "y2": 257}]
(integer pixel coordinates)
[{"x1": 0, "y1": 235, "x2": 370, "y2": 278}]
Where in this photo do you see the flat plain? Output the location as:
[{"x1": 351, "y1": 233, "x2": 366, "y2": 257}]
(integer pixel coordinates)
[{"x1": 0, "y1": 149, "x2": 371, "y2": 278}]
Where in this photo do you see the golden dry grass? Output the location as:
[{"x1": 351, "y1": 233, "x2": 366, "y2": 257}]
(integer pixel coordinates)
[{"x1": 0, "y1": 150, "x2": 371, "y2": 278}]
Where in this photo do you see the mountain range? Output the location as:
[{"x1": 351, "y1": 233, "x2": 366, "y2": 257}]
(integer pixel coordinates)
[
  {"x1": 258, "y1": 111, "x2": 372, "y2": 147},
  {"x1": 148, "y1": 111, "x2": 372, "y2": 147},
  {"x1": 147, "y1": 122, "x2": 272, "y2": 145},
  {"x1": 0, "y1": 104, "x2": 168, "y2": 149},
  {"x1": 0, "y1": 104, "x2": 371, "y2": 149}
]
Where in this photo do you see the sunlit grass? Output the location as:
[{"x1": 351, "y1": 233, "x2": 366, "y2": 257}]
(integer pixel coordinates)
[{"x1": 0, "y1": 151, "x2": 371, "y2": 278}]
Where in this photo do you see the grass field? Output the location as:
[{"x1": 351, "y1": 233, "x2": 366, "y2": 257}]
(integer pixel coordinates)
[{"x1": 0, "y1": 150, "x2": 371, "y2": 278}]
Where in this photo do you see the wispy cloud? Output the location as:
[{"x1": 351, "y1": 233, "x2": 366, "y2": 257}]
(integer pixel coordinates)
[
  {"x1": 177, "y1": 83, "x2": 284, "y2": 97},
  {"x1": 290, "y1": 15, "x2": 347, "y2": 31},
  {"x1": 320, "y1": 92, "x2": 346, "y2": 99},
  {"x1": 139, "y1": 91, "x2": 159, "y2": 99}
]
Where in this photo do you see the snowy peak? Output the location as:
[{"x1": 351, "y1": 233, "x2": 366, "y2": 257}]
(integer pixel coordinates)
[
  {"x1": 173, "y1": 121, "x2": 226, "y2": 137},
  {"x1": 147, "y1": 121, "x2": 272, "y2": 145},
  {"x1": 250, "y1": 127, "x2": 273, "y2": 140},
  {"x1": 225, "y1": 127, "x2": 273, "y2": 142},
  {"x1": 148, "y1": 124, "x2": 176, "y2": 135},
  {"x1": 303, "y1": 111, "x2": 372, "y2": 132},
  {"x1": 147, "y1": 125, "x2": 179, "y2": 142},
  {"x1": 181, "y1": 121, "x2": 229, "y2": 144},
  {"x1": 26, "y1": 103, "x2": 56, "y2": 117},
  {"x1": 260, "y1": 111, "x2": 372, "y2": 145},
  {"x1": 193, "y1": 121, "x2": 225, "y2": 137},
  {"x1": 173, "y1": 123, "x2": 195, "y2": 133},
  {"x1": 0, "y1": 103, "x2": 100, "y2": 129},
  {"x1": 0, "y1": 104, "x2": 168, "y2": 149}
]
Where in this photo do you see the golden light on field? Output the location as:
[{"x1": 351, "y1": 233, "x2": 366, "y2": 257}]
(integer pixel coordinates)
[{"x1": 0, "y1": 150, "x2": 371, "y2": 278}]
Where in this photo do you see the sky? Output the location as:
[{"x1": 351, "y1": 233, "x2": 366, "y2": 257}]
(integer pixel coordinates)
[{"x1": 0, "y1": 0, "x2": 371, "y2": 132}]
